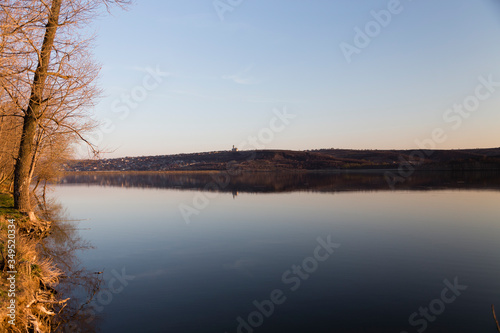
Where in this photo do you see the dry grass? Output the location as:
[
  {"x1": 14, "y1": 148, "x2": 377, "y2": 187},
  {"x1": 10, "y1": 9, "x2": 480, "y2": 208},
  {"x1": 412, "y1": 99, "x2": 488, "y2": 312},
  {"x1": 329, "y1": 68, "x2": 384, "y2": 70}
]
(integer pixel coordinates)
[{"x1": 0, "y1": 196, "x2": 66, "y2": 333}]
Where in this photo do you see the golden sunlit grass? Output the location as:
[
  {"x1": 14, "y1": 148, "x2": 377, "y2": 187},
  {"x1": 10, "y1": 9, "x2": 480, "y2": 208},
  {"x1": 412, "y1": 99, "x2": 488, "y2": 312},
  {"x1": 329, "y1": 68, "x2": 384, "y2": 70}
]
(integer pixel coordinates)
[{"x1": 0, "y1": 193, "x2": 65, "y2": 333}]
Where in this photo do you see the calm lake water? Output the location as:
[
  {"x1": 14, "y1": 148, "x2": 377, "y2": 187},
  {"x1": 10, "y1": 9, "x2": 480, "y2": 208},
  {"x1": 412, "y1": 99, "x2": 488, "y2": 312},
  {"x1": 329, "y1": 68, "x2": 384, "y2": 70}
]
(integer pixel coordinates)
[{"x1": 51, "y1": 171, "x2": 500, "y2": 333}]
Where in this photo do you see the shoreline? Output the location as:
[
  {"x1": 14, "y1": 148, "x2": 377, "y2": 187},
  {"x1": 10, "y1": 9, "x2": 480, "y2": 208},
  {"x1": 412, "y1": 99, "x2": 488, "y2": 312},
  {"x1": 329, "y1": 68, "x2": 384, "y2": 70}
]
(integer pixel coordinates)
[{"x1": 60, "y1": 168, "x2": 500, "y2": 175}]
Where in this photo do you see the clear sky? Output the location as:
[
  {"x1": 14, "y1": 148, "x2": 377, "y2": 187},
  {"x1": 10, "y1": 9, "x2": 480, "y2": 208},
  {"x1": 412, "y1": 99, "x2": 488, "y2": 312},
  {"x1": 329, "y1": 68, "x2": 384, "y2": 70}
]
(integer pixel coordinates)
[{"x1": 84, "y1": 0, "x2": 500, "y2": 158}]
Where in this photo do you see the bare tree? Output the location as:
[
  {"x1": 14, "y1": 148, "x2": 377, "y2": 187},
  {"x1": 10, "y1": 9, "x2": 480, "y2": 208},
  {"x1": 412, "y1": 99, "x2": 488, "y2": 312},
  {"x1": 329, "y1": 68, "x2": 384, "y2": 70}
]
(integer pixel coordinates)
[
  {"x1": 0, "y1": 102, "x2": 21, "y2": 188},
  {"x1": 0, "y1": 0, "x2": 130, "y2": 220},
  {"x1": 0, "y1": 8, "x2": 21, "y2": 188}
]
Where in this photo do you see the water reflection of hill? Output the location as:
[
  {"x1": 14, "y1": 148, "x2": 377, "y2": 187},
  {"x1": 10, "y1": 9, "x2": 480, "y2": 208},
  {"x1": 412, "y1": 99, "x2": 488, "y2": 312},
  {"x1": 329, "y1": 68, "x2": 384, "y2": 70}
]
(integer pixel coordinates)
[{"x1": 57, "y1": 171, "x2": 500, "y2": 193}]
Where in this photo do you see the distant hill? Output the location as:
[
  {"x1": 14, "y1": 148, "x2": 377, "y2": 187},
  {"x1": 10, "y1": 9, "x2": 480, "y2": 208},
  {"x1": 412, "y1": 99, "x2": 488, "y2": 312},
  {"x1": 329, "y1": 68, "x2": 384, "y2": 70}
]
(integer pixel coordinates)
[{"x1": 64, "y1": 148, "x2": 500, "y2": 172}]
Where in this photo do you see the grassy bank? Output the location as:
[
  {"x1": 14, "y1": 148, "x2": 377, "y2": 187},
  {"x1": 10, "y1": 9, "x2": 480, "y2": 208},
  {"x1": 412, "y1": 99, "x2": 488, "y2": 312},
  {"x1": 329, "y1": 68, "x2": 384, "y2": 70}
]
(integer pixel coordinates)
[
  {"x1": 0, "y1": 193, "x2": 23, "y2": 219},
  {"x1": 0, "y1": 191, "x2": 63, "y2": 333}
]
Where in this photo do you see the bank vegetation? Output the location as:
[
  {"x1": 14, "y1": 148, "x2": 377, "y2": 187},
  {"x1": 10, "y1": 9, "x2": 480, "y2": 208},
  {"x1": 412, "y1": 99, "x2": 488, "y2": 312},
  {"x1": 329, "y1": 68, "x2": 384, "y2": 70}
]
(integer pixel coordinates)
[{"x1": 1, "y1": 0, "x2": 129, "y2": 331}]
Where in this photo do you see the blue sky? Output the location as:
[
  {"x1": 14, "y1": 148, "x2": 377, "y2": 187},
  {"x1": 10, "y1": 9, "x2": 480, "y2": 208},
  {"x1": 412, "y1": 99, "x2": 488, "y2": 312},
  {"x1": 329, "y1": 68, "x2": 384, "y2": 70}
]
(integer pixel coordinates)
[{"x1": 85, "y1": 0, "x2": 500, "y2": 157}]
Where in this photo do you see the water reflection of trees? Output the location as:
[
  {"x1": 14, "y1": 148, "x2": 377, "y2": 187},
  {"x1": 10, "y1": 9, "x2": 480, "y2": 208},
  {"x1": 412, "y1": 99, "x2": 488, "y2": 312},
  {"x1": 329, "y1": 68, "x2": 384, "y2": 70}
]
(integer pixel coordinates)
[
  {"x1": 57, "y1": 171, "x2": 500, "y2": 194},
  {"x1": 36, "y1": 198, "x2": 101, "y2": 333}
]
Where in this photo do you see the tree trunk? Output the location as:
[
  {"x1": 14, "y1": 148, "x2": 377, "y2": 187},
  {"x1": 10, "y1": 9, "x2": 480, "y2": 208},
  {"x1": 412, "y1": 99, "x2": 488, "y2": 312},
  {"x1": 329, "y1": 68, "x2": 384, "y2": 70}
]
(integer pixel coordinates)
[
  {"x1": 13, "y1": 0, "x2": 62, "y2": 219},
  {"x1": 13, "y1": 113, "x2": 37, "y2": 214}
]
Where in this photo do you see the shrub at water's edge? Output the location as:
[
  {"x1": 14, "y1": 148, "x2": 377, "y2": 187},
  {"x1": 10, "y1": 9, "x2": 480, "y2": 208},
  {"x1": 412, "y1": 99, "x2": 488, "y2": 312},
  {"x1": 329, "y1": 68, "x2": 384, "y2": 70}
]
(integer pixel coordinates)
[{"x1": 0, "y1": 192, "x2": 64, "y2": 332}]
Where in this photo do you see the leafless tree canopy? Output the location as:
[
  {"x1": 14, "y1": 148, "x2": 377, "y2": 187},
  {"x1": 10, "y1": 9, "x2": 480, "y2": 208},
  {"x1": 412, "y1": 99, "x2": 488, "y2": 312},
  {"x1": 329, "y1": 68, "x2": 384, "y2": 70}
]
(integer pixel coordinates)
[{"x1": 0, "y1": 0, "x2": 130, "y2": 216}]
